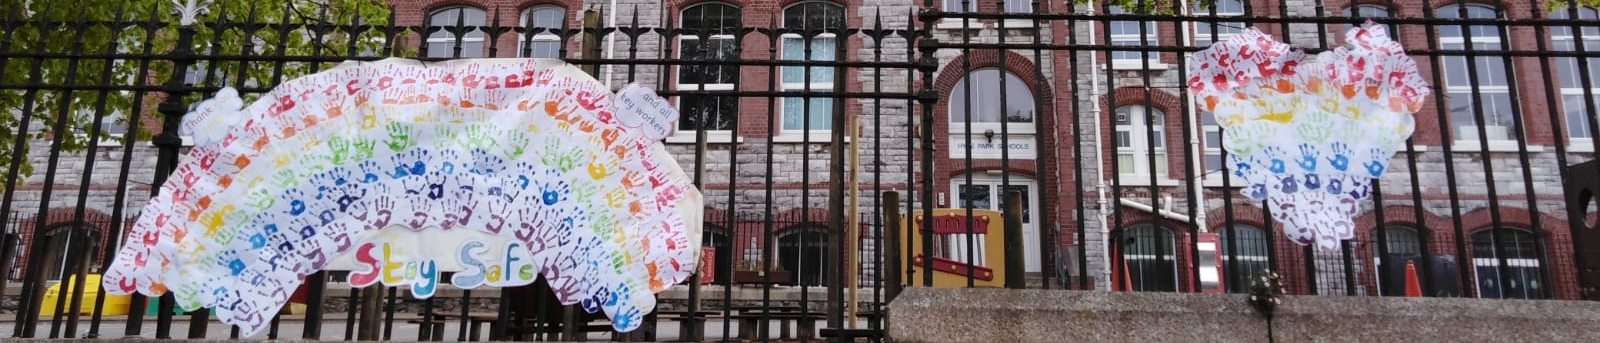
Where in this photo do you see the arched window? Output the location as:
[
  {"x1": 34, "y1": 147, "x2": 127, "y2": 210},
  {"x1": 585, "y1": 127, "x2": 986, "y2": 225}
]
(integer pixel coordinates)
[
  {"x1": 520, "y1": 5, "x2": 565, "y2": 58},
  {"x1": 948, "y1": 68, "x2": 1035, "y2": 129},
  {"x1": 1371, "y1": 227, "x2": 1424, "y2": 296},
  {"x1": 1344, "y1": 5, "x2": 1398, "y2": 41},
  {"x1": 676, "y1": 3, "x2": 742, "y2": 135},
  {"x1": 1193, "y1": 0, "x2": 1245, "y2": 45},
  {"x1": 702, "y1": 228, "x2": 732, "y2": 284},
  {"x1": 777, "y1": 227, "x2": 830, "y2": 286},
  {"x1": 1219, "y1": 225, "x2": 1269, "y2": 293},
  {"x1": 779, "y1": 2, "x2": 844, "y2": 136},
  {"x1": 1471, "y1": 228, "x2": 1545, "y2": 299},
  {"x1": 1115, "y1": 105, "x2": 1168, "y2": 182},
  {"x1": 1117, "y1": 225, "x2": 1177, "y2": 292},
  {"x1": 1108, "y1": 5, "x2": 1157, "y2": 65},
  {"x1": 36, "y1": 225, "x2": 101, "y2": 281},
  {"x1": 426, "y1": 6, "x2": 488, "y2": 58},
  {"x1": 1552, "y1": 6, "x2": 1600, "y2": 142},
  {"x1": 1438, "y1": 4, "x2": 1516, "y2": 144}
]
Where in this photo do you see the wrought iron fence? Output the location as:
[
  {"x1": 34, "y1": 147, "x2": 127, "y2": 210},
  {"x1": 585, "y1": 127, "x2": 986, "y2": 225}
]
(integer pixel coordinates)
[{"x1": 0, "y1": 0, "x2": 1597, "y2": 341}]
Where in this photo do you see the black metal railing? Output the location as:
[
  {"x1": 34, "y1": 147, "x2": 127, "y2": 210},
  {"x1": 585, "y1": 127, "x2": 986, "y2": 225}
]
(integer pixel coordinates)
[{"x1": 0, "y1": 0, "x2": 1597, "y2": 341}]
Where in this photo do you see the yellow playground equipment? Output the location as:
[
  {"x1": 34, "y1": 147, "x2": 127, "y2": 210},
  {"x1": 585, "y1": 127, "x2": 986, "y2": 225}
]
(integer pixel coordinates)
[
  {"x1": 902, "y1": 209, "x2": 1009, "y2": 288},
  {"x1": 39, "y1": 274, "x2": 130, "y2": 316}
]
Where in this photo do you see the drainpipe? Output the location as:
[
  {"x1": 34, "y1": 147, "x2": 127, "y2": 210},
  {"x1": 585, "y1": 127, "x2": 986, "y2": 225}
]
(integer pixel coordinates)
[
  {"x1": 1119, "y1": 199, "x2": 1192, "y2": 222},
  {"x1": 1085, "y1": 3, "x2": 1113, "y2": 290},
  {"x1": 1177, "y1": 0, "x2": 1208, "y2": 232},
  {"x1": 602, "y1": 0, "x2": 619, "y2": 88}
]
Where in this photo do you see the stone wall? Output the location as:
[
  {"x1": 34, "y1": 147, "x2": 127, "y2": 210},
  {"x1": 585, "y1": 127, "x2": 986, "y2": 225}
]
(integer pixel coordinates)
[{"x1": 888, "y1": 288, "x2": 1600, "y2": 343}]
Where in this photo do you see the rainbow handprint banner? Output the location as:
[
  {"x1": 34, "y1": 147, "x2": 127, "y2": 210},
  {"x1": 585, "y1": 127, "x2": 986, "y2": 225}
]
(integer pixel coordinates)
[
  {"x1": 1187, "y1": 23, "x2": 1428, "y2": 251},
  {"x1": 101, "y1": 58, "x2": 703, "y2": 336}
]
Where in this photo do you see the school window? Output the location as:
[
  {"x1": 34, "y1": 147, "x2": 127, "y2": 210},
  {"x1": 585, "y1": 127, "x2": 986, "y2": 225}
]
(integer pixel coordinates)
[
  {"x1": 1115, "y1": 105, "x2": 1168, "y2": 182},
  {"x1": 520, "y1": 5, "x2": 565, "y2": 59},
  {"x1": 1108, "y1": 5, "x2": 1158, "y2": 65},
  {"x1": 1552, "y1": 6, "x2": 1600, "y2": 143},
  {"x1": 779, "y1": 2, "x2": 844, "y2": 137},
  {"x1": 425, "y1": 6, "x2": 488, "y2": 58},
  {"x1": 1193, "y1": 0, "x2": 1244, "y2": 46},
  {"x1": 1344, "y1": 4, "x2": 1399, "y2": 41},
  {"x1": 677, "y1": 3, "x2": 742, "y2": 135},
  {"x1": 1438, "y1": 4, "x2": 1516, "y2": 145}
]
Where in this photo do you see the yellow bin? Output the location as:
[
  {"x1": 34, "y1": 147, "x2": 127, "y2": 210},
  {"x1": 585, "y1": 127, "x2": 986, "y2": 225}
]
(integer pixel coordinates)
[{"x1": 39, "y1": 274, "x2": 131, "y2": 316}]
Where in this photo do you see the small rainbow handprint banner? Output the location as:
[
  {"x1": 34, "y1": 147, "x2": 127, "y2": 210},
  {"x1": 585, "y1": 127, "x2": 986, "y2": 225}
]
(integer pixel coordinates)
[
  {"x1": 1187, "y1": 23, "x2": 1428, "y2": 251},
  {"x1": 101, "y1": 58, "x2": 703, "y2": 336}
]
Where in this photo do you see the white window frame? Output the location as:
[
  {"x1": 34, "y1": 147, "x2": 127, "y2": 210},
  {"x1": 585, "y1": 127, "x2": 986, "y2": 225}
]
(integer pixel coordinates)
[
  {"x1": 1470, "y1": 229, "x2": 1544, "y2": 299},
  {"x1": 1438, "y1": 4, "x2": 1519, "y2": 150},
  {"x1": 1109, "y1": 6, "x2": 1160, "y2": 69},
  {"x1": 1192, "y1": 0, "x2": 1245, "y2": 45},
  {"x1": 775, "y1": 2, "x2": 843, "y2": 143},
  {"x1": 1120, "y1": 225, "x2": 1179, "y2": 292},
  {"x1": 1115, "y1": 105, "x2": 1172, "y2": 185},
  {"x1": 1199, "y1": 110, "x2": 1232, "y2": 187},
  {"x1": 519, "y1": 5, "x2": 565, "y2": 59},
  {"x1": 1345, "y1": 4, "x2": 1398, "y2": 42},
  {"x1": 670, "y1": 3, "x2": 742, "y2": 144},
  {"x1": 1553, "y1": 7, "x2": 1600, "y2": 151},
  {"x1": 425, "y1": 6, "x2": 488, "y2": 58},
  {"x1": 947, "y1": 68, "x2": 1037, "y2": 135}
]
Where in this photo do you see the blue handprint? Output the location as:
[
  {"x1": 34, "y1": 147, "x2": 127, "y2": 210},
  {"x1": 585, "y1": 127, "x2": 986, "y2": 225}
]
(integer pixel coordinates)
[
  {"x1": 1327, "y1": 142, "x2": 1351, "y2": 171},
  {"x1": 1263, "y1": 147, "x2": 1287, "y2": 174},
  {"x1": 1278, "y1": 175, "x2": 1299, "y2": 194},
  {"x1": 1326, "y1": 177, "x2": 1344, "y2": 195},
  {"x1": 1302, "y1": 173, "x2": 1321, "y2": 190},
  {"x1": 1363, "y1": 148, "x2": 1386, "y2": 177},
  {"x1": 1297, "y1": 144, "x2": 1318, "y2": 172}
]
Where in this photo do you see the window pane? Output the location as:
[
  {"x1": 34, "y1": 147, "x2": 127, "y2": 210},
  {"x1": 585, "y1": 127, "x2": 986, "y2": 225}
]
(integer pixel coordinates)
[
  {"x1": 1449, "y1": 92, "x2": 1515, "y2": 141},
  {"x1": 782, "y1": 97, "x2": 833, "y2": 131},
  {"x1": 944, "y1": 0, "x2": 976, "y2": 12},
  {"x1": 958, "y1": 185, "x2": 992, "y2": 209},
  {"x1": 1566, "y1": 94, "x2": 1598, "y2": 139},
  {"x1": 1219, "y1": 226, "x2": 1269, "y2": 293},
  {"x1": 948, "y1": 69, "x2": 1035, "y2": 125},
  {"x1": 1004, "y1": 0, "x2": 1031, "y2": 13},
  {"x1": 680, "y1": 95, "x2": 737, "y2": 131},
  {"x1": 999, "y1": 185, "x2": 1031, "y2": 223},
  {"x1": 426, "y1": 7, "x2": 487, "y2": 58},
  {"x1": 1122, "y1": 226, "x2": 1177, "y2": 292},
  {"x1": 1471, "y1": 229, "x2": 1544, "y2": 299},
  {"x1": 522, "y1": 6, "x2": 565, "y2": 59}
]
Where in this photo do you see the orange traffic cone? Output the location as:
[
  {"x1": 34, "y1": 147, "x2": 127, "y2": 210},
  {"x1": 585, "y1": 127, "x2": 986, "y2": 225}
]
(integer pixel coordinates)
[{"x1": 1404, "y1": 260, "x2": 1423, "y2": 297}]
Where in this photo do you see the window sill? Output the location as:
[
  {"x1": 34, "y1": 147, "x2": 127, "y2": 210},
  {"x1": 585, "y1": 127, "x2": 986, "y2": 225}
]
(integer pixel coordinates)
[
  {"x1": 772, "y1": 132, "x2": 850, "y2": 143},
  {"x1": 998, "y1": 19, "x2": 1037, "y2": 28},
  {"x1": 1448, "y1": 142, "x2": 1545, "y2": 153},
  {"x1": 1568, "y1": 139, "x2": 1595, "y2": 153},
  {"x1": 1114, "y1": 178, "x2": 1180, "y2": 187},
  {"x1": 934, "y1": 19, "x2": 982, "y2": 30},
  {"x1": 665, "y1": 131, "x2": 743, "y2": 144},
  {"x1": 1106, "y1": 62, "x2": 1171, "y2": 71}
]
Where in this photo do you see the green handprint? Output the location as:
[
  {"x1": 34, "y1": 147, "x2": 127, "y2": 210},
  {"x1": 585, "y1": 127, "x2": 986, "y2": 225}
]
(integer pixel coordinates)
[
  {"x1": 351, "y1": 137, "x2": 377, "y2": 160},
  {"x1": 245, "y1": 188, "x2": 276, "y2": 211},
  {"x1": 463, "y1": 124, "x2": 498, "y2": 151},
  {"x1": 436, "y1": 126, "x2": 461, "y2": 150},
  {"x1": 326, "y1": 137, "x2": 352, "y2": 165},
  {"x1": 385, "y1": 122, "x2": 415, "y2": 152},
  {"x1": 1295, "y1": 111, "x2": 1336, "y2": 144},
  {"x1": 271, "y1": 168, "x2": 299, "y2": 189},
  {"x1": 571, "y1": 180, "x2": 598, "y2": 203},
  {"x1": 1224, "y1": 121, "x2": 1273, "y2": 157},
  {"x1": 502, "y1": 131, "x2": 530, "y2": 160}
]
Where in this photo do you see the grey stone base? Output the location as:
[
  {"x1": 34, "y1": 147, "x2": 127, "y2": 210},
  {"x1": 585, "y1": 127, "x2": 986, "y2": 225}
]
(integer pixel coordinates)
[{"x1": 888, "y1": 288, "x2": 1600, "y2": 343}]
